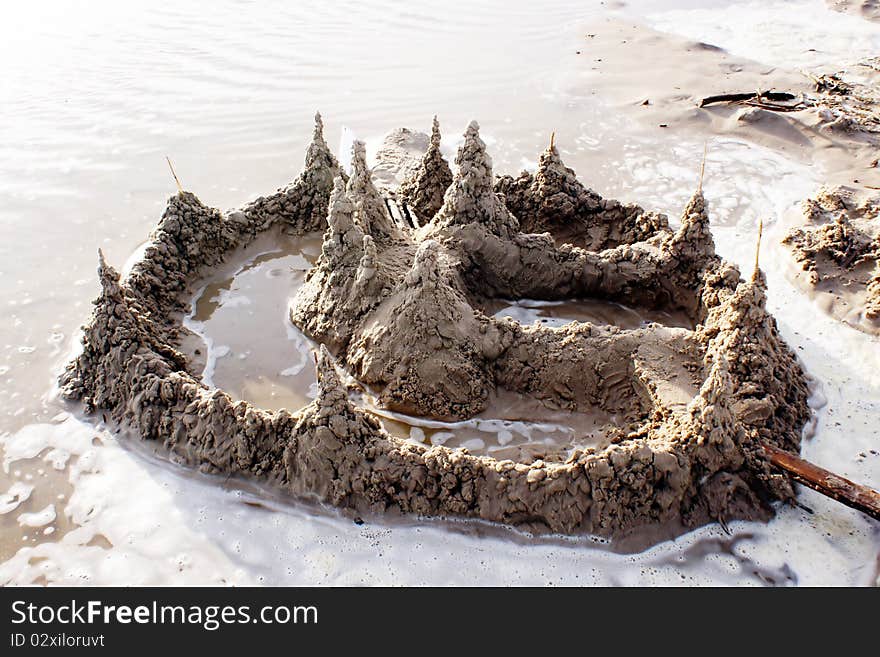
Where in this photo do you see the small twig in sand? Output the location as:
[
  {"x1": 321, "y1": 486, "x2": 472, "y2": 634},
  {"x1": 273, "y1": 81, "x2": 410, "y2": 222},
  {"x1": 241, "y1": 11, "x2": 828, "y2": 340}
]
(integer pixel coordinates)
[
  {"x1": 165, "y1": 156, "x2": 184, "y2": 194},
  {"x1": 742, "y1": 99, "x2": 807, "y2": 113},
  {"x1": 549, "y1": 131, "x2": 556, "y2": 150},
  {"x1": 754, "y1": 218, "x2": 763, "y2": 277},
  {"x1": 699, "y1": 142, "x2": 708, "y2": 192},
  {"x1": 761, "y1": 442, "x2": 880, "y2": 521}
]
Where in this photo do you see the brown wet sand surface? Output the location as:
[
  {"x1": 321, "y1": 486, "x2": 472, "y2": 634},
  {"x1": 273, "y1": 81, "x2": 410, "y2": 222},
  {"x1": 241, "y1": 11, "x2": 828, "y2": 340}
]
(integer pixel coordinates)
[{"x1": 571, "y1": 17, "x2": 880, "y2": 191}]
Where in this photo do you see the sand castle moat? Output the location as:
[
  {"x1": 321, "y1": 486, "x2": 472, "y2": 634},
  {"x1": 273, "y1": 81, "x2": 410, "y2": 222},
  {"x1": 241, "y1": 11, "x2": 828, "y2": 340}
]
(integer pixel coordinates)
[{"x1": 60, "y1": 115, "x2": 811, "y2": 538}]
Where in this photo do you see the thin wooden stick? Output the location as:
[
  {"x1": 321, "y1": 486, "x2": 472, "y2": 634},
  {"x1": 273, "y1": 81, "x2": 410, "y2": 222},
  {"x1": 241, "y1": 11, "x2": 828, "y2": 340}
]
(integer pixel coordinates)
[
  {"x1": 699, "y1": 142, "x2": 707, "y2": 192},
  {"x1": 549, "y1": 131, "x2": 556, "y2": 150},
  {"x1": 761, "y1": 442, "x2": 880, "y2": 521},
  {"x1": 754, "y1": 217, "x2": 763, "y2": 276},
  {"x1": 165, "y1": 156, "x2": 183, "y2": 194}
]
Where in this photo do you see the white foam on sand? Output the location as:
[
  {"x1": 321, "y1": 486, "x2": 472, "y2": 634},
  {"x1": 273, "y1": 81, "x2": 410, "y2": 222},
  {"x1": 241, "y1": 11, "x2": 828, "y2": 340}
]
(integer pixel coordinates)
[
  {"x1": 0, "y1": 418, "x2": 252, "y2": 585},
  {"x1": 0, "y1": 481, "x2": 34, "y2": 514},
  {"x1": 17, "y1": 504, "x2": 56, "y2": 528},
  {"x1": 0, "y1": 376, "x2": 876, "y2": 586}
]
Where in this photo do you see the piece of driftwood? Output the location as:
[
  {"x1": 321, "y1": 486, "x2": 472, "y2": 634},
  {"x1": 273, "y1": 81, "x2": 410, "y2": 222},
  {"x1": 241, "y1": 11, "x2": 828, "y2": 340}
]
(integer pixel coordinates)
[
  {"x1": 761, "y1": 442, "x2": 880, "y2": 521},
  {"x1": 699, "y1": 91, "x2": 797, "y2": 107}
]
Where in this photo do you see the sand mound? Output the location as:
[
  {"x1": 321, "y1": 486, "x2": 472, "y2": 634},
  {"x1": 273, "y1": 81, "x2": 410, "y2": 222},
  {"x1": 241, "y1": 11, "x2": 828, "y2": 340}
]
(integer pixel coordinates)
[
  {"x1": 783, "y1": 186, "x2": 880, "y2": 334},
  {"x1": 61, "y1": 116, "x2": 811, "y2": 538}
]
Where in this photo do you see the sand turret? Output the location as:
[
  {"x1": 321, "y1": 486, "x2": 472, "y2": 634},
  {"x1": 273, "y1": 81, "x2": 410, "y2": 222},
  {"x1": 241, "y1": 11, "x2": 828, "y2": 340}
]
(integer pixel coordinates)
[
  {"x1": 97, "y1": 249, "x2": 123, "y2": 304},
  {"x1": 429, "y1": 121, "x2": 519, "y2": 236},
  {"x1": 670, "y1": 189, "x2": 716, "y2": 260},
  {"x1": 304, "y1": 112, "x2": 338, "y2": 171},
  {"x1": 290, "y1": 174, "x2": 396, "y2": 349},
  {"x1": 397, "y1": 116, "x2": 453, "y2": 222},
  {"x1": 345, "y1": 239, "x2": 504, "y2": 419},
  {"x1": 241, "y1": 112, "x2": 345, "y2": 234},
  {"x1": 61, "y1": 252, "x2": 145, "y2": 410},
  {"x1": 323, "y1": 176, "x2": 365, "y2": 266},
  {"x1": 347, "y1": 140, "x2": 400, "y2": 241}
]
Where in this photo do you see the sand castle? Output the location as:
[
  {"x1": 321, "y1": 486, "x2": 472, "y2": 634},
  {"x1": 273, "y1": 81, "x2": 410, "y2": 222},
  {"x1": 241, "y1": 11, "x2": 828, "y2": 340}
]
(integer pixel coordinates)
[{"x1": 60, "y1": 114, "x2": 811, "y2": 537}]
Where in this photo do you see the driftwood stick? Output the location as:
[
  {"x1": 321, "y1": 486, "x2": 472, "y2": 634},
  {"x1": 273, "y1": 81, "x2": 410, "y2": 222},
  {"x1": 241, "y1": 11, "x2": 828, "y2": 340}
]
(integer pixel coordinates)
[
  {"x1": 699, "y1": 91, "x2": 797, "y2": 107},
  {"x1": 761, "y1": 442, "x2": 880, "y2": 521}
]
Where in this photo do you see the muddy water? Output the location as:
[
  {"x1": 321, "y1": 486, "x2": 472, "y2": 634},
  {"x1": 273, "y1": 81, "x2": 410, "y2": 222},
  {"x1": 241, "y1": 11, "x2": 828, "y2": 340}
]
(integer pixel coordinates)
[
  {"x1": 1, "y1": 0, "x2": 879, "y2": 585},
  {"x1": 184, "y1": 231, "x2": 323, "y2": 411},
  {"x1": 355, "y1": 389, "x2": 618, "y2": 464},
  {"x1": 482, "y1": 297, "x2": 694, "y2": 330}
]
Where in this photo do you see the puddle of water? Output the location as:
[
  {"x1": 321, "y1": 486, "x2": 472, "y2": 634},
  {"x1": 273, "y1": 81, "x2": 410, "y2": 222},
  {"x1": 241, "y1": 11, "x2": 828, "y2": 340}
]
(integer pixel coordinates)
[
  {"x1": 183, "y1": 231, "x2": 323, "y2": 411},
  {"x1": 363, "y1": 388, "x2": 618, "y2": 463},
  {"x1": 482, "y1": 297, "x2": 694, "y2": 330}
]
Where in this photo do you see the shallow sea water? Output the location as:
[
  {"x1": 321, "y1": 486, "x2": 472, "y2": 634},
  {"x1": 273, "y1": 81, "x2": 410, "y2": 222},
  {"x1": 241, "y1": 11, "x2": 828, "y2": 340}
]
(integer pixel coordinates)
[{"x1": 0, "y1": 0, "x2": 878, "y2": 585}]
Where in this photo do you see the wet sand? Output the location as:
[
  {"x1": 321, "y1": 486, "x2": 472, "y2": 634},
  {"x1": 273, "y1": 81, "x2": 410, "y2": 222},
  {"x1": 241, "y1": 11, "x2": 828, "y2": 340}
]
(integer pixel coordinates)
[{"x1": 1, "y1": 0, "x2": 879, "y2": 585}]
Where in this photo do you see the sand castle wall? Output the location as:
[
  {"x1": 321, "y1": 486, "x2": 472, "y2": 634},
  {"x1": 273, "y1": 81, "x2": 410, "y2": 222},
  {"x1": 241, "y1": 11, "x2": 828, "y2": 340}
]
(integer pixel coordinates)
[{"x1": 60, "y1": 116, "x2": 811, "y2": 538}]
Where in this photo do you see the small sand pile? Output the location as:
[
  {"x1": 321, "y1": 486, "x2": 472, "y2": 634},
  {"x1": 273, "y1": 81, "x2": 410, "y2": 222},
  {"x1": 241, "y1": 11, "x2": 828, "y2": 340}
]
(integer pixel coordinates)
[
  {"x1": 810, "y1": 60, "x2": 880, "y2": 136},
  {"x1": 62, "y1": 116, "x2": 811, "y2": 538},
  {"x1": 783, "y1": 186, "x2": 880, "y2": 333}
]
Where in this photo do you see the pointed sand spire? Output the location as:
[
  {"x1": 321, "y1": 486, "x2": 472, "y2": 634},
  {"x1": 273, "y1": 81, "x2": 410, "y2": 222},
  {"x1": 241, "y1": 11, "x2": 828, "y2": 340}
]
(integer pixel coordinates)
[
  {"x1": 97, "y1": 249, "x2": 124, "y2": 301},
  {"x1": 671, "y1": 188, "x2": 716, "y2": 260},
  {"x1": 346, "y1": 140, "x2": 398, "y2": 241},
  {"x1": 304, "y1": 111, "x2": 339, "y2": 171},
  {"x1": 430, "y1": 121, "x2": 518, "y2": 234},
  {"x1": 397, "y1": 116, "x2": 453, "y2": 221},
  {"x1": 314, "y1": 344, "x2": 350, "y2": 415}
]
